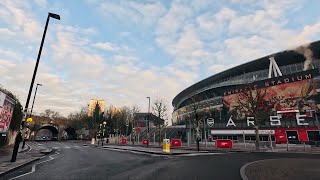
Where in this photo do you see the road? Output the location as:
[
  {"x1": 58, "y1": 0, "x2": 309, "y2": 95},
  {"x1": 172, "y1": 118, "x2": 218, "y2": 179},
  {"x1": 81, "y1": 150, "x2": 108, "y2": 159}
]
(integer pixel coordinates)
[{"x1": 2, "y1": 141, "x2": 320, "y2": 180}]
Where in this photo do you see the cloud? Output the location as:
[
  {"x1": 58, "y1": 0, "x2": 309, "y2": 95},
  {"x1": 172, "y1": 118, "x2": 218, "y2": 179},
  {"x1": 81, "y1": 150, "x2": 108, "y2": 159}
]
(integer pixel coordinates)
[
  {"x1": 0, "y1": 0, "x2": 42, "y2": 40},
  {"x1": 1, "y1": 0, "x2": 320, "y2": 120},
  {"x1": 90, "y1": 0, "x2": 166, "y2": 25}
]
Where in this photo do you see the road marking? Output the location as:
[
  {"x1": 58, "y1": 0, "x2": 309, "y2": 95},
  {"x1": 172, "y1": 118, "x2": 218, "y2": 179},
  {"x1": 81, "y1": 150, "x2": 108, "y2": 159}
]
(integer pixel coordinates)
[
  {"x1": 239, "y1": 158, "x2": 280, "y2": 180},
  {"x1": 64, "y1": 146, "x2": 71, "y2": 149},
  {"x1": 9, "y1": 151, "x2": 60, "y2": 180},
  {"x1": 177, "y1": 152, "x2": 225, "y2": 157},
  {"x1": 73, "y1": 146, "x2": 80, "y2": 148}
]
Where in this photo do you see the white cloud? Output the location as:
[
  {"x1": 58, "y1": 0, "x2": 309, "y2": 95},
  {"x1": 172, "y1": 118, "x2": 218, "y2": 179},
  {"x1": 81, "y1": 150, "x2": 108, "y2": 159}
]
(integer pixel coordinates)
[
  {"x1": 0, "y1": 0, "x2": 42, "y2": 40},
  {"x1": 94, "y1": 42, "x2": 119, "y2": 52},
  {"x1": 91, "y1": 1, "x2": 166, "y2": 25}
]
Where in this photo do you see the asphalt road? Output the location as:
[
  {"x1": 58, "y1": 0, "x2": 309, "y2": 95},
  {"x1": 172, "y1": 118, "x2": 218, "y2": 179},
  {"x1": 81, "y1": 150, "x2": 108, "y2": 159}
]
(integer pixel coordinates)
[{"x1": 2, "y1": 141, "x2": 320, "y2": 180}]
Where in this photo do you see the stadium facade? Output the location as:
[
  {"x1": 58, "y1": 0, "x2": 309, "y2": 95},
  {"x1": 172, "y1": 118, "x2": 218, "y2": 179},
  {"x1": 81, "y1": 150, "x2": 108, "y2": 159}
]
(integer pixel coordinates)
[{"x1": 172, "y1": 41, "x2": 320, "y2": 144}]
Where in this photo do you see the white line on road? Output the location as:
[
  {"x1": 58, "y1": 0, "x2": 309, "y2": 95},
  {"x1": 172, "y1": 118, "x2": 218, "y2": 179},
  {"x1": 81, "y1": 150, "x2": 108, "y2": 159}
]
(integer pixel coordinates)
[
  {"x1": 177, "y1": 152, "x2": 225, "y2": 157},
  {"x1": 64, "y1": 146, "x2": 71, "y2": 149},
  {"x1": 239, "y1": 158, "x2": 280, "y2": 180},
  {"x1": 9, "y1": 152, "x2": 60, "y2": 180}
]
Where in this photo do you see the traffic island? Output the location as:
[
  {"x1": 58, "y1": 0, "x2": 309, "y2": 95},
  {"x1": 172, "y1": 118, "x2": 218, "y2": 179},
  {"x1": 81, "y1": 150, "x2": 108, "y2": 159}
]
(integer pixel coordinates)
[{"x1": 241, "y1": 158, "x2": 320, "y2": 180}]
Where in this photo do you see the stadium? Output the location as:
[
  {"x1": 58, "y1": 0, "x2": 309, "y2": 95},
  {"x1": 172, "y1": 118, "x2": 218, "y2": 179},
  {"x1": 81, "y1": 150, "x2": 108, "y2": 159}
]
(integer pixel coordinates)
[{"x1": 172, "y1": 40, "x2": 320, "y2": 144}]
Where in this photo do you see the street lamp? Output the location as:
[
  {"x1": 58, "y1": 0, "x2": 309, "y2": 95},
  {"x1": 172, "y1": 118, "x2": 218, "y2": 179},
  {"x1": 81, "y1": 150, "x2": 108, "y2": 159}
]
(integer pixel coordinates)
[
  {"x1": 146, "y1": 97, "x2": 150, "y2": 146},
  {"x1": 102, "y1": 121, "x2": 106, "y2": 146},
  {"x1": 11, "y1": 12, "x2": 60, "y2": 162},
  {"x1": 29, "y1": 83, "x2": 42, "y2": 118}
]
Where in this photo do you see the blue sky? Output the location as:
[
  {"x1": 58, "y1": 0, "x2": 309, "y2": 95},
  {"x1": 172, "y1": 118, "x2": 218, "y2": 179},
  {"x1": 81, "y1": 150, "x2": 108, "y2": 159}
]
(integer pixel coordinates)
[{"x1": 1, "y1": 0, "x2": 320, "y2": 121}]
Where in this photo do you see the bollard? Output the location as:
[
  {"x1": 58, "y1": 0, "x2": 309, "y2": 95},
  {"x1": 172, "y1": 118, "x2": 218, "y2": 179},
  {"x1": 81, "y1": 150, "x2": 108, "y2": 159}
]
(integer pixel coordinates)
[
  {"x1": 129, "y1": 134, "x2": 131, "y2": 144},
  {"x1": 138, "y1": 134, "x2": 140, "y2": 145},
  {"x1": 287, "y1": 140, "x2": 289, "y2": 151},
  {"x1": 304, "y1": 141, "x2": 306, "y2": 151},
  {"x1": 153, "y1": 133, "x2": 155, "y2": 145}
]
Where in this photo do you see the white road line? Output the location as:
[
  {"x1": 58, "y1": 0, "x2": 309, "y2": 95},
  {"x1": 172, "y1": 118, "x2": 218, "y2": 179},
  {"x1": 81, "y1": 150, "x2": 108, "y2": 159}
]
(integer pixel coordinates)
[
  {"x1": 177, "y1": 152, "x2": 225, "y2": 157},
  {"x1": 9, "y1": 152, "x2": 60, "y2": 180},
  {"x1": 73, "y1": 146, "x2": 80, "y2": 148},
  {"x1": 239, "y1": 159, "x2": 280, "y2": 180},
  {"x1": 64, "y1": 146, "x2": 71, "y2": 149}
]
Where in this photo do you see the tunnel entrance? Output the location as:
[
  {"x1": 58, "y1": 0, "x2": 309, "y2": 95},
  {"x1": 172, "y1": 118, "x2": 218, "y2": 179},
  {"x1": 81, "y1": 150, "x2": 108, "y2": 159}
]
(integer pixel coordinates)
[{"x1": 35, "y1": 125, "x2": 59, "y2": 141}]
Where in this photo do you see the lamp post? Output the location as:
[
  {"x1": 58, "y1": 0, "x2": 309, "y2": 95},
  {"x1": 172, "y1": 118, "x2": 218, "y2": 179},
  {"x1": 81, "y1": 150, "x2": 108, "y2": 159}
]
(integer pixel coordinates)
[
  {"x1": 102, "y1": 121, "x2": 106, "y2": 146},
  {"x1": 29, "y1": 83, "x2": 42, "y2": 118},
  {"x1": 11, "y1": 12, "x2": 60, "y2": 162},
  {"x1": 146, "y1": 97, "x2": 150, "y2": 147}
]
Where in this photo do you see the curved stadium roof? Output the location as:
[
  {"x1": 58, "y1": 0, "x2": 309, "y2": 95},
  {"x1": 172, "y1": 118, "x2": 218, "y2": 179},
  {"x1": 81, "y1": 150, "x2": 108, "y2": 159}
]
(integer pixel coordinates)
[{"x1": 172, "y1": 40, "x2": 320, "y2": 108}]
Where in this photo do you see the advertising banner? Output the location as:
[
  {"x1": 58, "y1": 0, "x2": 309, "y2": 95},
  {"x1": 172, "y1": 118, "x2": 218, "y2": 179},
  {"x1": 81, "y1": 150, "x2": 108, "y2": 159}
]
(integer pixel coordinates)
[
  {"x1": 223, "y1": 69, "x2": 320, "y2": 120},
  {"x1": 0, "y1": 91, "x2": 15, "y2": 133}
]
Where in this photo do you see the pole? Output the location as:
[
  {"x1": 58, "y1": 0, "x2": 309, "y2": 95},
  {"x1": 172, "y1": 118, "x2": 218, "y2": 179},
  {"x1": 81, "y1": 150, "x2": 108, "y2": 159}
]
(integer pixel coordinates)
[
  {"x1": 269, "y1": 131, "x2": 273, "y2": 151},
  {"x1": 315, "y1": 112, "x2": 320, "y2": 137},
  {"x1": 30, "y1": 84, "x2": 41, "y2": 118},
  {"x1": 147, "y1": 97, "x2": 150, "y2": 147},
  {"x1": 138, "y1": 133, "x2": 140, "y2": 145},
  {"x1": 203, "y1": 119, "x2": 207, "y2": 148},
  {"x1": 243, "y1": 131, "x2": 246, "y2": 149},
  {"x1": 153, "y1": 133, "x2": 155, "y2": 145},
  {"x1": 189, "y1": 119, "x2": 192, "y2": 145},
  {"x1": 11, "y1": 13, "x2": 59, "y2": 162}
]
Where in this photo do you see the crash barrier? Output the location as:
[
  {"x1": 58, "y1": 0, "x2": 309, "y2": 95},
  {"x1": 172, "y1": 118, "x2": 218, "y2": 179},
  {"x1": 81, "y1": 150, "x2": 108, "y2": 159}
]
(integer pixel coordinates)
[
  {"x1": 142, "y1": 139, "x2": 149, "y2": 146},
  {"x1": 171, "y1": 139, "x2": 182, "y2": 147},
  {"x1": 216, "y1": 139, "x2": 233, "y2": 148},
  {"x1": 121, "y1": 138, "x2": 127, "y2": 145}
]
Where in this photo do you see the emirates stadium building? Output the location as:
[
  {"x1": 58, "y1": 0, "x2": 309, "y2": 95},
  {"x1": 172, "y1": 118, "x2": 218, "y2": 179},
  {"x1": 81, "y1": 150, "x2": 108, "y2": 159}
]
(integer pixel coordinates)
[{"x1": 172, "y1": 41, "x2": 320, "y2": 144}]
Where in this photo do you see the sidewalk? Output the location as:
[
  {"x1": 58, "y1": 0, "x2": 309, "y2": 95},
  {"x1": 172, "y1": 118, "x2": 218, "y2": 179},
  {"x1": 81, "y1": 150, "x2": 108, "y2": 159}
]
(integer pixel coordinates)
[
  {"x1": 243, "y1": 158, "x2": 320, "y2": 180},
  {"x1": 0, "y1": 142, "x2": 53, "y2": 176}
]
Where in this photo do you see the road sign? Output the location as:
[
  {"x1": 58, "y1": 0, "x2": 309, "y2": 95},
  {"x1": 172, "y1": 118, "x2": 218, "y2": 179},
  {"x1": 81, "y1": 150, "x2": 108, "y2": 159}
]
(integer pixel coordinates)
[{"x1": 207, "y1": 118, "x2": 214, "y2": 127}]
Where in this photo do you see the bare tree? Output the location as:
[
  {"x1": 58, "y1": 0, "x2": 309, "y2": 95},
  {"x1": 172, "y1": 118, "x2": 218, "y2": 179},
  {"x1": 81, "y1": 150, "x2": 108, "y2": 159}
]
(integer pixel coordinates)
[
  {"x1": 188, "y1": 94, "x2": 203, "y2": 151},
  {"x1": 235, "y1": 88, "x2": 271, "y2": 151},
  {"x1": 152, "y1": 98, "x2": 167, "y2": 145},
  {"x1": 130, "y1": 104, "x2": 140, "y2": 138}
]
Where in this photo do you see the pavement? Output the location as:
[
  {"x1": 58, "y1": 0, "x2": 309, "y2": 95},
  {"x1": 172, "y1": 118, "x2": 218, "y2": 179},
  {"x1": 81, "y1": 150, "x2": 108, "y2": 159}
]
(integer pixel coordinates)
[
  {"x1": 0, "y1": 141, "x2": 53, "y2": 176},
  {"x1": 1, "y1": 141, "x2": 320, "y2": 180}
]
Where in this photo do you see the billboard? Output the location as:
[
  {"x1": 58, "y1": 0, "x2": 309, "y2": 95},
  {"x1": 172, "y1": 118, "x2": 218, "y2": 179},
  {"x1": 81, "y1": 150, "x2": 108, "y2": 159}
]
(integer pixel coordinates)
[
  {"x1": 223, "y1": 69, "x2": 320, "y2": 121},
  {"x1": 0, "y1": 91, "x2": 15, "y2": 133}
]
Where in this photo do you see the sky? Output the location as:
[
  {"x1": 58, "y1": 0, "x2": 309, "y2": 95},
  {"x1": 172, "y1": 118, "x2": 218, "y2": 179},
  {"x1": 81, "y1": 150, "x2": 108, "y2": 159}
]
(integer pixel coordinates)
[{"x1": 0, "y1": 0, "x2": 320, "y2": 121}]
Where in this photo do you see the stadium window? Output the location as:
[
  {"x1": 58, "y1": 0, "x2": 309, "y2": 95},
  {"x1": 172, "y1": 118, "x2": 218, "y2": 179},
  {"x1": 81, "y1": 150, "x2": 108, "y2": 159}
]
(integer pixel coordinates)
[
  {"x1": 297, "y1": 63, "x2": 303, "y2": 71},
  {"x1": 290, "y1": 65, "x2": 297, "y2": 73}
]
